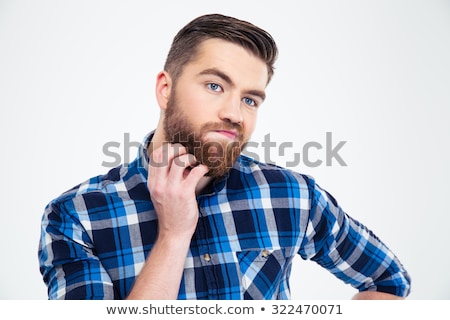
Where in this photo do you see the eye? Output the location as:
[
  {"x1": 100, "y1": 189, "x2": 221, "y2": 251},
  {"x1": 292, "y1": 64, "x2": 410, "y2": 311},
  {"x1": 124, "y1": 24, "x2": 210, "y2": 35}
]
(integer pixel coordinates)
[
  {"x1": 242, "y1": 97, "x2": 257, "y2": 107},
  {"x1": 207, "y1": 83, "x2": 223, "y2": 92}
]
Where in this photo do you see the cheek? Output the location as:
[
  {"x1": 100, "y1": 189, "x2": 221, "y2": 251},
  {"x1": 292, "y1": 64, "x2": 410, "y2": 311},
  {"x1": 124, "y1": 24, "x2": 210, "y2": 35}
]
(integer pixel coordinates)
[
  {"x1": 191, "y1": 89, "x2": 219, "y2": 111},
  {"x1": 176, "y1": 93, "x2": 213, "y2": 126}
]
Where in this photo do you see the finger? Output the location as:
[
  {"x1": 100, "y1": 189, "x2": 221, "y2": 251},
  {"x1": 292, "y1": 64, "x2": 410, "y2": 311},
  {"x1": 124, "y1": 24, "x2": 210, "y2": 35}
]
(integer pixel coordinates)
[
  {"x1": 149, "y1": 143, "x2": 188, "y2": 176},
  {"x1": 148, "y1": 144, "x2": 188, "y2": 195},
  {"x1": 183, "y1": 164, "x2": 209, "y2": 190},
  {"x1": 167, "y1": 153, "x2": 198, "y2": 181}
]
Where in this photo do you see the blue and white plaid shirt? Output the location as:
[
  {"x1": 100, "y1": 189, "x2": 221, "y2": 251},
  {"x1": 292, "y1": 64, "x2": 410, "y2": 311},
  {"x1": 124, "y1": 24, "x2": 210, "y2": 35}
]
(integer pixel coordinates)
[{"x1": 38, "y1": 132, "x2": 411, "y2": 299}]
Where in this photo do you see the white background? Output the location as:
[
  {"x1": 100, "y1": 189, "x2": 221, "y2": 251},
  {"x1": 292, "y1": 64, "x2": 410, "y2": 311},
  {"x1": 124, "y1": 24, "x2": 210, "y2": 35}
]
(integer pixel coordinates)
[{"x1": 1, "y1": 0, "x2": 449, "y2": 300}]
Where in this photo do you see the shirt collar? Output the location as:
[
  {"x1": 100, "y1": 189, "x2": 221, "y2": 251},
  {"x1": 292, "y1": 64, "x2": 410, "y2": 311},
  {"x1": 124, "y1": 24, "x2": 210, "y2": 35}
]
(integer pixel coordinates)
[{"x1": 136, "y1": 131, "x2": 154, "y2": 178}]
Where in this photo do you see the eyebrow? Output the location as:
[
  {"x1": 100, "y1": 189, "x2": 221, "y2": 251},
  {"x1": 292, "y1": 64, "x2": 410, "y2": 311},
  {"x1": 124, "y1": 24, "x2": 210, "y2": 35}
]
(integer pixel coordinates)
[{"x1": 198, "y1": 68, "x2": 266, "y2": 101}]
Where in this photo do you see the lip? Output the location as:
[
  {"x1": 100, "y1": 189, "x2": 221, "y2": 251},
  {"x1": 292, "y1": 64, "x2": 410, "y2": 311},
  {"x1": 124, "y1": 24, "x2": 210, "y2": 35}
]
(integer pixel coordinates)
[{"x1": 214, "y1": 129, "x2": 238, "y2": 140}]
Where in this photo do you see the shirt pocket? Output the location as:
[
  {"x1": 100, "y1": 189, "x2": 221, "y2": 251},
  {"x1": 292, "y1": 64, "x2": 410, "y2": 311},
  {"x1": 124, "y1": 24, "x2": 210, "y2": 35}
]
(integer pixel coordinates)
[{"x1": 236, "y1": 248, "x2": 293, "y2": 299}]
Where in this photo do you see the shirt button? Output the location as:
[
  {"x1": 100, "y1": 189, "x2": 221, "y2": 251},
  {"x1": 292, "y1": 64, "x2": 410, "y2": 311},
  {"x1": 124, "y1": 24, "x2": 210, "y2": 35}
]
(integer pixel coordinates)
[
  {"x1": 204, "y1": 253, "x2": 211, "y2": 262},
  {"x1": 261, "y1": 249, "x2": 270, "y2": 258}
]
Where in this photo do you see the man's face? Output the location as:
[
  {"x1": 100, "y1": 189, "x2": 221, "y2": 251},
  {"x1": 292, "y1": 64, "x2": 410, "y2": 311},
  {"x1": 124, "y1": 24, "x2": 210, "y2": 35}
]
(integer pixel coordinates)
[{"x1": 164, "y1": 38, "x2": 269, "y2": 178}]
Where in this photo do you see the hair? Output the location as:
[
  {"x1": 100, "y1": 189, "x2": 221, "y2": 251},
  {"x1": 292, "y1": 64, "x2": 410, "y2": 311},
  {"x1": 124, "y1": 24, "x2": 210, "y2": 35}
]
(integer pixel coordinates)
[{"x1": 164, "y1": 14, "x2": 278, "y2": 84}]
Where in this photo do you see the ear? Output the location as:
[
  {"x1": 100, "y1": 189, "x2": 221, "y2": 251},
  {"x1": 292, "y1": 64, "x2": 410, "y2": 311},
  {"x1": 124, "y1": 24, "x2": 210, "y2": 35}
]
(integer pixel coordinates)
[{"x1": 155, "y1": 71, "x2": 172, "y2": 110}]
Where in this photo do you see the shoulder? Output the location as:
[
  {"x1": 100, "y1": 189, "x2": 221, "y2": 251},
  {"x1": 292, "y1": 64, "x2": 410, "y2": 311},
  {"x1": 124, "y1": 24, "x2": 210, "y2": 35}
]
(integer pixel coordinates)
[
  {"x1": 43, "y1": 162, "x2": 147, "y2": 218},
  {"x1": 233, "y1": 155, "x2": 316, "y2": 189}
]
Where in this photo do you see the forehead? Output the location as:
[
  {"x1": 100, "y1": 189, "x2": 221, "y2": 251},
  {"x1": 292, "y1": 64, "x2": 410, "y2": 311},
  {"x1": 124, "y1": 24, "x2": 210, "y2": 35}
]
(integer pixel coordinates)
[{"x1": 184, "y1": 38, "x2": 269, "y2": 88}]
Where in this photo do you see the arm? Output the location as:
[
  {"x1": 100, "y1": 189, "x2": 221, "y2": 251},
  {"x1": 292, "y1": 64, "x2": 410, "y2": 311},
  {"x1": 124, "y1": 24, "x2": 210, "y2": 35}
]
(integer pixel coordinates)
[
  {"x1": 126, "y1": 143, "x2": 209, "y2": 299},
  {"x1": 298, "y1": 179, "x2": 411, "y2": 299},
  {"x1": 352, "y1": 291, "x2": 404, "y2": 300},
  {"x1": 125, "y1": 232, "x2": 193, "y2": 299},
  {"x1": 39, "y1": 201, "x2": 115, "y2": 299}
]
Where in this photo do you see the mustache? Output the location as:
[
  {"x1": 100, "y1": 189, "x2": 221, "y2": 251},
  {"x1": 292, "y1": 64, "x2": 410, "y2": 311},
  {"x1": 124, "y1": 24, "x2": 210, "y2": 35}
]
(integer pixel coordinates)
[
  {"x1": 169, "y1": 121, "x2": 245, "y2": 155},
  {"x1": 200, "y1": 122, "x2": 244, "y2": 137}
]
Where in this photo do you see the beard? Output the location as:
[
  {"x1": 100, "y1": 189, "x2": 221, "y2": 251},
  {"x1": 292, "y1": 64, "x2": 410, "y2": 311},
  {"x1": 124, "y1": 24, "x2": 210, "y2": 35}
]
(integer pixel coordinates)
[{"x1": 163, "y1": 89, "x2": 246, "y2": 179}]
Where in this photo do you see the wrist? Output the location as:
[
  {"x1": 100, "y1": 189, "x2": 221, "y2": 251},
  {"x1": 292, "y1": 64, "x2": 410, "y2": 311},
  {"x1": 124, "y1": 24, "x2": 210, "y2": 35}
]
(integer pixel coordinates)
[{"x1": 155, "y1": 230, "x2": 193, "y2": 250}]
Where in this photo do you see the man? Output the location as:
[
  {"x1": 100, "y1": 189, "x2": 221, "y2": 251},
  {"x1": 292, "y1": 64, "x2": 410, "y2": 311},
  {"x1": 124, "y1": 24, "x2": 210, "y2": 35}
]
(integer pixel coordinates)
[{"x1": 38, "y1": 14, "x2": 411, "y2": 300}]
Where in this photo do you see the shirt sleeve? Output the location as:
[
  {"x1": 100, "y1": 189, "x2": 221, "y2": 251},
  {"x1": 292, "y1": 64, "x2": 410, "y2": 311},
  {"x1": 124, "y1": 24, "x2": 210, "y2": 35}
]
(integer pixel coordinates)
[
  {"x1": 298, "y1": 178, "x2": 411, "y2": 297},
  {"x1": 38, "y1": 198, "x2": 115, "y2": 299}
]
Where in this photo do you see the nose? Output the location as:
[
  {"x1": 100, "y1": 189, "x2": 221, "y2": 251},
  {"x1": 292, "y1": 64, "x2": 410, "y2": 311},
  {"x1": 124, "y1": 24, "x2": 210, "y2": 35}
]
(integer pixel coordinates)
[{"x1": 218, "y1": 95, "x2": 243, "y2": 124}]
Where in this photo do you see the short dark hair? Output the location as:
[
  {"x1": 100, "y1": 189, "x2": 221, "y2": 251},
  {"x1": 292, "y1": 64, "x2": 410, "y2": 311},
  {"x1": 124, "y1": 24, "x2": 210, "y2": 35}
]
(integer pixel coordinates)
[{"x1": 164, "y1": 14, "x2": 278, "y2": 83}]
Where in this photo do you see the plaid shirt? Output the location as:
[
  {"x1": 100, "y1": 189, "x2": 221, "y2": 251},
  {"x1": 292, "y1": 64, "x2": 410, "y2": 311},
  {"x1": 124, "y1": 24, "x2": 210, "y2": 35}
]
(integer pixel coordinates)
[{"x1": 38, "y1": 132, "x2": 411, "y2": 299}]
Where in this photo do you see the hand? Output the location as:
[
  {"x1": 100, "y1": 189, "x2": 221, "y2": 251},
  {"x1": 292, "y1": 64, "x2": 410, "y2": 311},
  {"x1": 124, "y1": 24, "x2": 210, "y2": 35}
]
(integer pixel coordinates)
[{"x1": 147, "y1": 143, "x2": 209, "y2": 239}]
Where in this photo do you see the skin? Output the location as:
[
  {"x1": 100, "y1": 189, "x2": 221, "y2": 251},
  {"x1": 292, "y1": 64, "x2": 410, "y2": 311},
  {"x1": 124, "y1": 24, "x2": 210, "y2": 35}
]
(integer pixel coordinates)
[{"x1": 126, "y1": 38, "x2": 403, "y2": 300}]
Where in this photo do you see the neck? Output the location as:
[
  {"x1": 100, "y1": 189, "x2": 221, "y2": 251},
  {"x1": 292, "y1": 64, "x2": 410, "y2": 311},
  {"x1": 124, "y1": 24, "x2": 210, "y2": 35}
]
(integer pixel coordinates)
[{"x1": 147, "y1": 125, "x2": 166, "y2": 156}]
